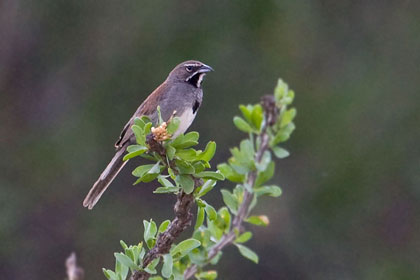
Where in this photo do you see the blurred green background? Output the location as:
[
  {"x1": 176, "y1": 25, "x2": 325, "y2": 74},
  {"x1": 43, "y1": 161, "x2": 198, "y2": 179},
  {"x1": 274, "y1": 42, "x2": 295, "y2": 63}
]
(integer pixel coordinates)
[{"x1": 1, "y1": 0, "x2": 420, "y2": 279}]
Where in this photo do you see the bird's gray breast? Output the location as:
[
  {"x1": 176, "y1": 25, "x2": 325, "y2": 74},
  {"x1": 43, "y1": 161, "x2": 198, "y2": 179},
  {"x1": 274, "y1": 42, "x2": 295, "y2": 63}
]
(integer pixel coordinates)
[{"x1": 159, "y1": 83, "x2": 202, "y2": 137}]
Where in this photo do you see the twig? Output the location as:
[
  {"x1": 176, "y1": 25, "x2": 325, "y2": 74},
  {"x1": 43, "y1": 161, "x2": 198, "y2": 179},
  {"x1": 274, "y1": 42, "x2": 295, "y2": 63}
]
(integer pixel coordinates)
[
  {"x1": 65, "y1": 252, "x2": 84, "y2": 280},
  {"x1": 184, "y1": 95, "x2": 278, "y2": 279},
  {"x1": 130, "y1": 138, "x2": 202, "y2": 280}
]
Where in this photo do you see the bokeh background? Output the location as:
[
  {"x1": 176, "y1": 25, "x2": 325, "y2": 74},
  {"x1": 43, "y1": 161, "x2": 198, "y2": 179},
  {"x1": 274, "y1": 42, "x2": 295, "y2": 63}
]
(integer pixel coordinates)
[{"x1": 1, "y1": 1, "x2": 420, "y2": 279}]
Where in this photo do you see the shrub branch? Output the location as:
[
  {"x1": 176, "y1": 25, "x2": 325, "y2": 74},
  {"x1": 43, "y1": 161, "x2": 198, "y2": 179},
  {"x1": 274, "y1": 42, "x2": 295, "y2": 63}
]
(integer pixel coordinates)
[{"x1": 183, "y1": 95, "x2": 279, "y2": 279}]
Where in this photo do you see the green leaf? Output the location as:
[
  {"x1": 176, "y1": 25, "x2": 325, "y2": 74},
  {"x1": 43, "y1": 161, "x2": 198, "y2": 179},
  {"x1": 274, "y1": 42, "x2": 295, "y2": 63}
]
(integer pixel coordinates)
[
  {"x1": 195, "y1": 270, "x2": 218, "y2": 280},
  {"x1": 280, "y1": 108, "x2": 296, "y2": 127},
  {"x1": 132, "y1": 164, "x2": 155, "y2": 178},
  {"x1": 246, "y1": 215, "x2": 269, "y2": 226},
  {"x1": 158, "y1": 176, "x2": 175, "y2": 188},
  {"x1": 218, "y1": 207, "x2": 231, "y2": 233},
  {"x1": 233, "y1": 116, "x2": 253, "y2": 133},
  {"x1": 176, "y1": 175, "x2": 194, "y2": 194},
  {"x1": 133, "y1": 161, "x2": 162, "y2": 184},
  {"x1": 255, "y1": 150, "x2": 271, "y2": 172},
  {"x1": 196, "y1": 179, "x2": 216, "y2": 198},
  {"x1": 114, "y1": 253, "x2": 137, "y2": 270},
  {"x1": 171, "y1": 238, "x2": 201, "y2": 258},
  {"x1": 123, "y1": 145, "x2": 148, "y2": 161},
  {"x1": 153, "y1": 186, "x2": 179, "y2": 194},
  {"x1": 158, "y1": 220, "x2": 171, "y2": 233},
  {"x1": 175, "y1": 159, "x2": 195, "y2": 174},
  {"x1": 236, "y1": 244, "x2": 259, "y2": 263},
  {"x1": 175, "y1": 148, "x2": 198, "y2": 161},
  {"x1": 272, "y1": 146, "x2": 290, "y2": 159},
  {"x1": 254, "y1": 185, "x2": 282, "y2": 197},
  {"x1": 217, "y1": 163, "x2": 245, "y2": 183},
  {"x1": 251, "y1": 104, "x2": 263, "y2": 131},
  {"x1": 167, "y1": 117, "x2": 180, "y2": 135},
  {"x1": 193, "y1": 161, "x2": 206, "y2": 173},
  {"x1": 235, "y1": 231, "x2": 253, "y2": 243},
  {"x1": 195, "y1": 206, "x2": 205, "y2": 230},
  {"x1": 197, "y1": 141, "x2": 216, "y2": 162},
  {"x1": 274, "y1": 79, "x2": 288, "y2": 102},
  {"x1": 143, "y1": 219, "x2": 157, "y2": 249},
  {"x1": 161, "y1": 254, "x2": 173, "y2": 278},
  {"x1": 204, "y1": 203, "x2": 217, "y2": 221},
  {"x1": 144, "y1": 257, "x2": 159, "y2": 274},
  {"x1": 120, "y1": 240, "x2": 128, "y2": 250},
  {"x1": 195, "y1": 171, "x2": 225, "y2": 181},
  {"x1": 166, "y1": 145, "x2": 176, "y2": 160},
  {"x1": 132, "y1": 125, "x2": 146, "y2": 145},
  {"x1": 255, "y1": 161, "x2": 275, "y2": 187},
  {"x1": 171, "y1": 132, "x2": 199, "y2": 149},
  {"x1": 103, "y1": 269, "x2": 117, "y2": 280},
  {"x1": 239, "y1": 104, "x2": 253, "y2": 123},
  {"x1": 220, "y1": 189, "x2": 238, "y2": 214}
]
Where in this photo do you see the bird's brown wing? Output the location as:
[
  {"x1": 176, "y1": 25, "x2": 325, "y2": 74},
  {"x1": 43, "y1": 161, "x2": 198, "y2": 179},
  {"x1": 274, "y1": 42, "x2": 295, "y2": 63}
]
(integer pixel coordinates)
[{"x1": 114, "y1": 81, "x2": 170, "y2": 149}]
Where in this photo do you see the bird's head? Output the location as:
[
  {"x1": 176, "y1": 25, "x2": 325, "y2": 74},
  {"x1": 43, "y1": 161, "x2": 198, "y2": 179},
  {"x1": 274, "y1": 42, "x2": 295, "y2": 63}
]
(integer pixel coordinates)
[{"x1": 167, "y1": 60, "x2": 214, "y2": 88}]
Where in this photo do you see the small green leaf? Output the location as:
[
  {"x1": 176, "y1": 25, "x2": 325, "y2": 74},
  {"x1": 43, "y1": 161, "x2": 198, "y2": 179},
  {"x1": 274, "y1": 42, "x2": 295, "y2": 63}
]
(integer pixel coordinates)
[
  {"x1": 193, "y1": 161, "x2": 206, "y2": 173},
  {"x1": 153, "y1": 186, "x2": 179, "y2": 194},
  {"x1": 167, "y1": 117, "x2": 180, "y2": 135},
  {"x1": 158, "y1": 176, "x2": 175, "y2": 188},
  {"x1": 196, "y1": 179, "x2": 216, "y2": 198},
  {"x1": 158, "y1": 220, "x2": 171, "y2": 233},
  {"x1": 204, "y1": 203, "x2": 217, "y2": 221},
  {"x1": 195, "y1": 206, "x2": 205, "y2": 230},
  {"x1": 280, "y1": 108, "x2": 296, "y2": 128},
  {"x1": 235, "y1": 231, "x2": 253, "y2": 243},
  {"x1": 233, "y1": 116, "x2": 253, "y2": 133},
  {"x1": 220, "y1": 189, "x2": 238, "y2": 214},
  {"x1": 255, "y1": 161, "x2": 275, "y2": 187},
  {"x1": 235, "y1": 244, "x2": 259, "y2": 263},
  {"x1": 175, "y1": 148, "x2": 198, "y2": 161},
  {"x1": 175, "y1": 159, "x2": 195, "y2": 174},
  {"x1": 171, "y1": 238, "x2": 201, "y2": 258},
  {"x1": 255, "y1": 150, "x2": 271, "y2": 172},
  {"x1": 217, "y1": 163, "x2": 245, "y2": 183},
  {"x1": 144, "y1": 257, "x2": 159, "y2": 274},
  {"x1": 195, "y1": 171, "x2": 225, "y2": 181},
  {"x1": 132, "y1": 164, "x2": 155, "y2": 178},
  {"x1": 246, "y1": 215, "x2": 269, "y2": 226},
  {"x1": 218, "y1": 206, "x2": 231, "y2": 233},
  {"x1": 114, "y1": 253, "x2": 137, "y2": 270},
  {"x1": 272, "y1": 146, "x2": 290, "y2": 158},
  {"x1": 176, "y1": 175, "x2": 194, "y2": 194},
  {"x1": 161, "y1": 254, "x2": 173, "y2": 278},
  {"x1": 166, "y1": 145, "x2": 176, "y2": 160},
  {"x1": 124, "y1": 145, "x2": 148, "y2": 161},
  {"x1": 103, "y1": 269, "x2": 117, "y2": 280},
  {"x1": 195, "y1": 270, "x2": 218, "y2": 280},
  {"x1": 239, "y1": 104, "x2": 253, "y2": 123},
  {"x1": 197, "y1": 141, "x2": 216, "y2": 162},
  {"x1": 251, "y1": 104, "x2": 263, "y2": 131},
  {"x1": 254, "y1": 185, "x2": 282, "y2": 197},
  {"x1": 120, "y1": 240, "x2": 128, "y2": 250},
  {"x1": 143, "y1": 219, "x2": 157, "y2": 249}
]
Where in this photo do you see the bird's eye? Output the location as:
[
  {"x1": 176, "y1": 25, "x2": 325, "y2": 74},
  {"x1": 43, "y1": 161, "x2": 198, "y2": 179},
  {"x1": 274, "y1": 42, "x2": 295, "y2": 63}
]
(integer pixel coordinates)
[{"x1": 186, "y1": 66, "x2": 193, "y2": 72}]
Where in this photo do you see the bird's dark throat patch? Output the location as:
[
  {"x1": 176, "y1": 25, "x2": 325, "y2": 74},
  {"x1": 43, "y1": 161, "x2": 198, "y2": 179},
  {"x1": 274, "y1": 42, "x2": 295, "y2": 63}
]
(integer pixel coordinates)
[
  {"x1": 187, "y1": 73, "x2": 204, "y2": 88},
  {"x1": 193, "y1": 100, "x2": 200, "y2": 113}
]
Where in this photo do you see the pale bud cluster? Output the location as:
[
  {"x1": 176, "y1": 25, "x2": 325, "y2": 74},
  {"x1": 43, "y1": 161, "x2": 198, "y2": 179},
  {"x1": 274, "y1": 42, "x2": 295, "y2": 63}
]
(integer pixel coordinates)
[{"x1": 151, "y1": 122, "x2": 171, "y2": 142}]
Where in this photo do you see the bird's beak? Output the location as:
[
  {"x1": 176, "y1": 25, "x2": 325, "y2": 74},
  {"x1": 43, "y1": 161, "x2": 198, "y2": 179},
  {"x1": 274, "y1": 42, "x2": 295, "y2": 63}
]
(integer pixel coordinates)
[{"x1": 198, "y1": 64, "x2": 214, "y2": 73}]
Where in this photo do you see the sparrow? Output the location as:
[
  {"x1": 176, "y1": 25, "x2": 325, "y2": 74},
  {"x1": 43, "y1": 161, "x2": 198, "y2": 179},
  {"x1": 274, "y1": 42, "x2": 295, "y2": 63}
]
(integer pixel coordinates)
[{"x1": 83, "y1": 60, "x2": 213, "y2": 209}]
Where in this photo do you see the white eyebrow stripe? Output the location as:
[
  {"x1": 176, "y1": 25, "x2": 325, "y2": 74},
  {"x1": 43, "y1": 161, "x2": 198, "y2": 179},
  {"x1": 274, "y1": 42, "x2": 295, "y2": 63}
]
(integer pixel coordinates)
[{"x1": 184, "y1": 63, "x2": 201, "y2": 67}]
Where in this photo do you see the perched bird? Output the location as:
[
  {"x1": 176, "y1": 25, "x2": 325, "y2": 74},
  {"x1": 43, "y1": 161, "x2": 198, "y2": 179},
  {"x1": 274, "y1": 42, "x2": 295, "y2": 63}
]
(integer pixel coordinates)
[{"x1": 83, "y1": 60, "x2": 213, "y2": 209}]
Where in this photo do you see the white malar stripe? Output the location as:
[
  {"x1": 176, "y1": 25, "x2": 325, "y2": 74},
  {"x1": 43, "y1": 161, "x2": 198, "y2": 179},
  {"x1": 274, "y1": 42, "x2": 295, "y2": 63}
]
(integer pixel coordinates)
[{"x1": 174, "y1": 108, "x2": 196, "y2": 138}]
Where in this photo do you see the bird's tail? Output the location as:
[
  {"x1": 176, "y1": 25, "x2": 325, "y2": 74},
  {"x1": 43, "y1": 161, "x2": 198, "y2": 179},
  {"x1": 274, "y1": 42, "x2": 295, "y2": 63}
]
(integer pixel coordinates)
[{"x1": 83, "y1": 147, "x2": 128, "y2": 209}]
